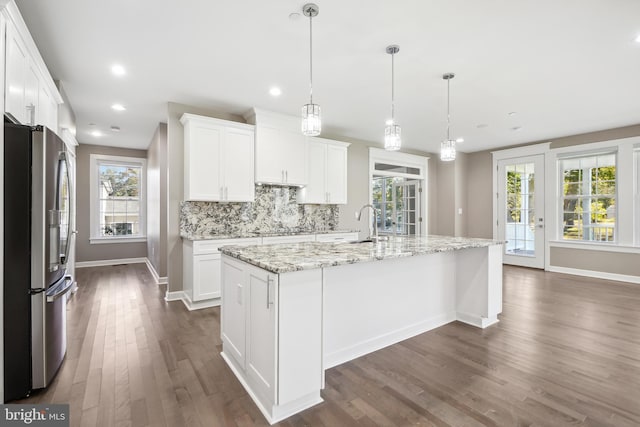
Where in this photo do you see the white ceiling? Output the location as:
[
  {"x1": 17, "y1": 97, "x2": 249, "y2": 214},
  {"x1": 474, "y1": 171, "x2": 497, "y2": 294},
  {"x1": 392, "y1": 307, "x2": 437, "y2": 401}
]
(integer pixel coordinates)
[{"x1": 15, "y1": 0, "x2": 640, "y2": 152}]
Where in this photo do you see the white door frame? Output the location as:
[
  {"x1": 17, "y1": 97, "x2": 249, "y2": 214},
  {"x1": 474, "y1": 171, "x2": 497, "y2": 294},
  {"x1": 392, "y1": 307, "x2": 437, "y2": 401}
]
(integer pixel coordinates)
[
  {"x1": 492, "y1": 143, "x2": 550, "y2": 268},
  {"x1": 368, "y1": 148, "x2": 429, "y2": 237}
]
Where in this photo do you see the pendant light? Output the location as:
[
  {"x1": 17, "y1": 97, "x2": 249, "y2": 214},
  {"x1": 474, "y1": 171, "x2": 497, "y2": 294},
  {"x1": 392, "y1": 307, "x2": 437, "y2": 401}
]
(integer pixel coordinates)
[
  {"x1": 384, "y1": 45, "x2": 401, "y2": 151},
  {"x1": 301, "y1": 3, "x2": 321, "y2": 136},
  {"x1": 440, "y1": 73, "x2": 456, "y2": 161}
]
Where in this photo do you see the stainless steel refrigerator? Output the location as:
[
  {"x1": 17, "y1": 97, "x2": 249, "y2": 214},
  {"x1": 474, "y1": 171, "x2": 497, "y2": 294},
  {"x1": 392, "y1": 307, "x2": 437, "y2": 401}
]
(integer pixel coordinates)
[{"x1": 4, "y1": 118, "x2": 74, "y2": 401}]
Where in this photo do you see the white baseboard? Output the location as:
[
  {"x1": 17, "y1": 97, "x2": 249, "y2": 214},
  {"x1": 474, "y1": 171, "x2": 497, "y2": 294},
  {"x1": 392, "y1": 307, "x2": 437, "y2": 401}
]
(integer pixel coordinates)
[
  {"x1": 324, "y1": 311, "x2": 456, "y2": 369},
  {"x1": 547, "y1": 265, "x2": 640, "y2": 285},
  {"x1": 181, "y1": 293, "x2": 220, "y2": 311},
  {"x1": 76, "y1": 257, "x2": 147, "y2": 268},
  {"x1": 456, "y1": 311, "x2": 499, "y2": 328},
  {"x1": 164, "y1": 290, "x2": 185, "y2": 302},
  {"x1": 163, "y1": 290, "x2": 219, "y2": 311},
  {"x1": 144, "y1": 258, "x2": 168, "y2": 285}
]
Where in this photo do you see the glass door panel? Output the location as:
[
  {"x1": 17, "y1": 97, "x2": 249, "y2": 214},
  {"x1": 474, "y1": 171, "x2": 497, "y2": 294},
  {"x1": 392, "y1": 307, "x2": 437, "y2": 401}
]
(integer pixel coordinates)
[{"x1": 498, "y1": 155, "x2": 544, "y2": 268}]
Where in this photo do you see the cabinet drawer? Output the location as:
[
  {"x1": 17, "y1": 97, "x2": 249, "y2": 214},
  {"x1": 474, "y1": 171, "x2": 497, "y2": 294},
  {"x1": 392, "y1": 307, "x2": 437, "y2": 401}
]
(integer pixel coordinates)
[
  {"x1": 262, "y1": 235, "x2": 315, "y2": 245},
  {"x1": 315, "y1": 233, "x2": 359, "y2": 243},
  {"x1": 193, "y1": 238, "x2": 261, "y2": 255}
]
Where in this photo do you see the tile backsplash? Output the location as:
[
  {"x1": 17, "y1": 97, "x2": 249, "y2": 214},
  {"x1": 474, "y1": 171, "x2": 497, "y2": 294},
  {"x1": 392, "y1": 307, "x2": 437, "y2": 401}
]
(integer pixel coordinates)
[{"x1": 180, "y1": 185, "x2": 339, "y2": 236}]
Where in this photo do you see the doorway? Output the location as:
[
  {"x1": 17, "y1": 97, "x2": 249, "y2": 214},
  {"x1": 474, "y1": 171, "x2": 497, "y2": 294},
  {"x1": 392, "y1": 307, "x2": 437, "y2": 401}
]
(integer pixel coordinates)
[
  {"x1": 497, "y1": 154, "x2": 545, "y2": 268},
  {"x1": 372, "y1": 177, "x2": 421, "y2": 236}
]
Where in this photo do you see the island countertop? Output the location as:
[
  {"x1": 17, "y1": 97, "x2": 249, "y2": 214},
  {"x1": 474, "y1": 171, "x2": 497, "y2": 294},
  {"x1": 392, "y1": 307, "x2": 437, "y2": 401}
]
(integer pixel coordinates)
[{"x1": 219, "y1": 235, "x2": 504, "y2": 274}]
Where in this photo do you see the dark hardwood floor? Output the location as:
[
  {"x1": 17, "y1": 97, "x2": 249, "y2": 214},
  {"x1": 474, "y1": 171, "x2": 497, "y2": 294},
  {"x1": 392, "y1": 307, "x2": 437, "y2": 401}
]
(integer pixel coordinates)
[{"x1": 18, "y1": 263, "x2": 640, "y2": 426}]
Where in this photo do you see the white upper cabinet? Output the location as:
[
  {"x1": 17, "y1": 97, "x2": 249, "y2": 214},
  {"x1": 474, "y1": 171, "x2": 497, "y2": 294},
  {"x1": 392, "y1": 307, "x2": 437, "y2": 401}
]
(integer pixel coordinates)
[
  {"x1": 244, "y1": 108, "x2": 308, "y2": 186},
  {"x1": 181, "y1": 113, "x2": 255, "y2": 202},
  {"x1": 298, "y1": 137, "x2": 349, "y2": 205},
  {"x1": 3, "y1": 4, "x2": 62, "y2": 130}
]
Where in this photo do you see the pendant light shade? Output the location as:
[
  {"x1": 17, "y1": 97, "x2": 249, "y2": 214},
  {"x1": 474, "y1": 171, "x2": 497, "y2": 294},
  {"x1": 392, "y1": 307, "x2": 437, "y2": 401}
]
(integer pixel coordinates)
[
  {"x1": 440, "y1": 73, "x2": 456, "y2": 161},
  {"x1": 302, "y1": 3, "x2": 321, "y2": 136},
  {"x1": 384, "y1": 45, "x2": 401, "y2": 151}
]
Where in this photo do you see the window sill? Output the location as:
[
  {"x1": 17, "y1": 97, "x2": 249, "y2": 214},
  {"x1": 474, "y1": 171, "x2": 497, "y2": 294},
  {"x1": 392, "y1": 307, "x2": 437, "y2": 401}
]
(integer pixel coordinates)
[
  {"x1": 549, "y1": 240, "x2": 640, "y2": 254},
  {"x1": 90, "y1": 236, "x2": 147, "y2": 245}
]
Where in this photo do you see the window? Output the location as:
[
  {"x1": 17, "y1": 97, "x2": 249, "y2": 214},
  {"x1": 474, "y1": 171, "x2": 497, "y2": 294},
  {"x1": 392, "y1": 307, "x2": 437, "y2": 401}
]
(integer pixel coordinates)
[
  {"x1": 560, "y1": 152, "x2": 616, "y2": 242},
  {"x1": 90, "y1": 154, "x2": 146, "y2": 243}
]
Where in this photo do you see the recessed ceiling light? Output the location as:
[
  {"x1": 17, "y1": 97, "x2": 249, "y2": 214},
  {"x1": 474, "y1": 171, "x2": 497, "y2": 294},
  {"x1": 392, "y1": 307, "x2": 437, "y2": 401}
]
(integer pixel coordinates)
[
  {"x1": 110, "y1": 126, "x2": 121, "y2": 132},
  {"x1": 456, "y1": 137, "x2": 464, "y2": 143},
  {"x1": 477, "y1": 124, "x2": 488, "y2": 128},
  {"x1": 511, "y1": 126, "x2": 522, "y2": 131},
  {"x1": 111, "y1": 103, "x2": 126, "y2": 111},
  {"x1": 508, "y1": 111, "x2": 517, "y2": 116},
  {"x1": 635, "y1": 34, "x2": 640, "y2": 43},
  {"x1": 289, "y1": 12, "x2": 301, "y2": 21},
  {"x1": 269, "y1": 87, "x2": 282, "y2": 97},
  {"x1": 111, "y1": 64, "x2": 126, "y2": 76},
  {"x1": 88, "y1": 122, "x2": 96, "y2": 126},
  {"x1": 91, "y1": 130, "x2": 102, "y2": 137}
]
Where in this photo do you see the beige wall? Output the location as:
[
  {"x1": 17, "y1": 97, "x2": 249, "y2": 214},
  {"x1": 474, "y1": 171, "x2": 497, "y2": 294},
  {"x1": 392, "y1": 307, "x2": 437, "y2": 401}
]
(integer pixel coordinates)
[
  {"x1": 166, "y1": 102, "x2": 244, "y2": 293},
  {"x1": 454, "y1": 152, "x2": 468, "y2": 237},
  {"x1": 76, "y1": 144, "x2": 148, "y2": 262},
  {"x1": 550, "y1": 247, "x2": 640, "y2": 276},
  {"x1": 435, "y1": 160, "x2": 454, "y2": 235},
  {"x1": 465, "y1": 150, "x2": 493, "y2": 238},
  {"x1": 147, "y1": 123, "x2": 168, "y2": 277}
]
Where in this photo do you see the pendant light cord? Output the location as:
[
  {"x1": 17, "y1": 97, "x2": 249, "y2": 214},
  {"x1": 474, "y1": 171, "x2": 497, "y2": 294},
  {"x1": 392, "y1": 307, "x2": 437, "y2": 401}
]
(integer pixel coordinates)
[
  {"x1": 446, "y1": 77, "x2": 451, "y2": 141},
  {"x1": 391, "y1": 52, "x2": 395, "y2": 122},
  {"x1": 309, "y1": 11, "x2": 314, "y2": 104}
]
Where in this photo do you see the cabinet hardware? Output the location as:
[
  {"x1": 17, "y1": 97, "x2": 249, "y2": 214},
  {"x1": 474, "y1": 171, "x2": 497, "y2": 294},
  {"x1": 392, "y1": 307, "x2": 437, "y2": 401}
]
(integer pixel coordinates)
[
  {"x1": 285, "y1": 170, "x2": 288, "y2": 183},
  {"x1": 281, "y1": 170, "x2": 285, "y2": 183},
  {"x1": 266, "y1": 276, "x2": 273, "y2": 308},
  {"x1": 225, "y1": 186, "x2": 228, "y2": 200},
  {"x1": 220, "y1": 186, "x2": 224, "y2": 200}
]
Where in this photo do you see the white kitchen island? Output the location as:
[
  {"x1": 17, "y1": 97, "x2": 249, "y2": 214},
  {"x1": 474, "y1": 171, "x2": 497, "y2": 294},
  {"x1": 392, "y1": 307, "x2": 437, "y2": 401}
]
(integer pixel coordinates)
[{"x1": 219, "y1": 235, "x2": 504, "y2": 424}]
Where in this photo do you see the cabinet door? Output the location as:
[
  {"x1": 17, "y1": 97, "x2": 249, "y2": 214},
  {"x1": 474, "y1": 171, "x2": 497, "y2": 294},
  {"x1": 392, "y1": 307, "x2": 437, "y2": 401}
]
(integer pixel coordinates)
[
  {"x1": 255, "y1": 125, "x2": 285, "y2": 184},
  {"x1": 281, "y1": 130, "x2": 307, "y2": 186},
  {"x1": 24, "y1": 61, "x2": 39, "y2": 125},
  {"x1": 247, "y1": 269, "x2": 277, "y2": 404},
  {"x1": 223, "y1": 127, "x2": 255, "y2": 202},
  {"x1": 5, "y1": 22, "x2": 27, "y2": 124},
  {"x1": 184, "y1": 122, "x2": 223, "y2": 201},
  {"x1": 326, "y1": 144, "x2": 348, "y2": 204},
  {"x1": 193, "y1": 253, "x2": 221, "y2": 301},
  {"x1": 221, "y1": 258, "x2": 247, "y2": 367},
  {"x1": 298, "y1": 140, "x2": 326, "y2": 204}
]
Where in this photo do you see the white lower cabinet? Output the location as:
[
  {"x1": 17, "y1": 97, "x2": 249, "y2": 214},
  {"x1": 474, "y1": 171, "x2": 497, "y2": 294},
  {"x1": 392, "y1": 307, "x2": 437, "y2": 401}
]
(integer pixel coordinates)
[
  {"x1": 315, "y1": 232, "x2": 359, "y2": 243},
  {"x1": 183, "y1": 238, "x2": 261, "y2": 309},
  {"x1": 261, "y1": 234, "x2": 315, "y2": 245},
  {"x1": 183, "y1": 233, "x2": 355, "y2": 310},
  {"x1": 246, "y1": 267, "x2": 278, "y2": 406},
  {"x1": 221, "y1": 257, "x2": 323, "y2": 423},
  {"x1": 221, "y1": 256, "x2": 248, "y2": 368}
]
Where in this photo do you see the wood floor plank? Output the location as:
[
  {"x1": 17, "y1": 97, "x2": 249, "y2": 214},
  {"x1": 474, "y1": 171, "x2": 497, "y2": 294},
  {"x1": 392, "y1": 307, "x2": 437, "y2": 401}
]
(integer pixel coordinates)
[{"x1": 18, "y1": 263, "x2": 640, "y2": 427}]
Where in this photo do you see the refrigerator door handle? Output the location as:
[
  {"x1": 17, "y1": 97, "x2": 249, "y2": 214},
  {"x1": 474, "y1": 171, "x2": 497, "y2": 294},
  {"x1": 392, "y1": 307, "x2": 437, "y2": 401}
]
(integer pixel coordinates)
[
  {"x1": 48, "y1": 209, "x2": 61, "y2": 272},
  {"x1": 46, "y1": 276, "x2": 73, "y2": 303}
]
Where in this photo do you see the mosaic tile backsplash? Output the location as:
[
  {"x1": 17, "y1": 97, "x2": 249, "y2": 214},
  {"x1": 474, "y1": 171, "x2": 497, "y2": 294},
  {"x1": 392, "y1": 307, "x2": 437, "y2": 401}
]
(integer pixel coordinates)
[{"x1": 180, "y1": 185, "x2": 339, "y2": 236}]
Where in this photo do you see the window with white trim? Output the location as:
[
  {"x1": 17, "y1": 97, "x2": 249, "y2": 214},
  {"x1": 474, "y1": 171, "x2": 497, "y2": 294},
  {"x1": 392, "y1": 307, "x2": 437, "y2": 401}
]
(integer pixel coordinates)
[
  {"x1": 559, "y1": 152, "x2": 616, "y2": 242},
  {"x1": 90, "y1": 154, "x2": 146, "y2": 243}
]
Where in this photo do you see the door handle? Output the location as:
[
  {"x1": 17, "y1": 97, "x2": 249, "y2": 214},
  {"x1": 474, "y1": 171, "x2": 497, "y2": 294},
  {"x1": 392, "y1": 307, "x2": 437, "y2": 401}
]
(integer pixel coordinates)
[
  {"x1": 46, "y1": 275, "x2": 73, "y2": 303},
  {"x1": 266, "y1": 276, "x2": 274, "y2": 308}
]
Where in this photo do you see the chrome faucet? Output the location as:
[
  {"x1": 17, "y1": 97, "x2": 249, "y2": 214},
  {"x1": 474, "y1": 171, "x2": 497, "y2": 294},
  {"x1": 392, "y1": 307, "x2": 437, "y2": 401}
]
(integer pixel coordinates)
[{"x1": 355, "y1": 204, "x2": 387, "y2": 242}]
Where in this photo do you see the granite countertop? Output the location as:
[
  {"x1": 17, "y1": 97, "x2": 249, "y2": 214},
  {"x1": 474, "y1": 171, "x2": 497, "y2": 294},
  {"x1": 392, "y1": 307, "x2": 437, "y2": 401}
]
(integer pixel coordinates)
[
  {"x1": 219, "y1": 235, "x2": 504, "y2": 274},
  {"x1": 180, "y1": 229, "x2": 360, "y2": 241}
]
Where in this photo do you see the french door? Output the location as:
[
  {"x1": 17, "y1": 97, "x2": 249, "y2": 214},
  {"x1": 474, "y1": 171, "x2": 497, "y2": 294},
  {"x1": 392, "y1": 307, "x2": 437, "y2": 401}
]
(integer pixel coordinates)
[
  {"x1": 392, "y1": 180, "x2": 421, "y2": 236},
  {"x1": 497, "y1": 155, "x2": 545, "y2": 268}
]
